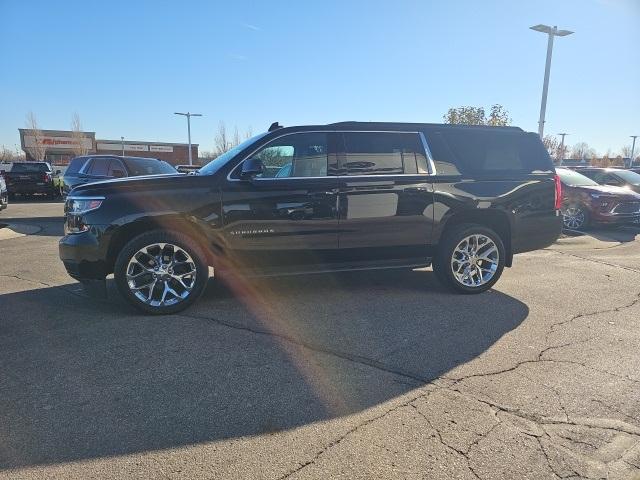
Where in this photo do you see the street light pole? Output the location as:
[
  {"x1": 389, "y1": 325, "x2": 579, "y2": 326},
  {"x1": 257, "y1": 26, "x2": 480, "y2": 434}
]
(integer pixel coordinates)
[
  {"x1": 557, "y1": 132, "x2": 569, "y2": 165},
  {"x1": 630, "y1": 136, "x2": 638, "y2": 168},
  {"x1": 121, "y1": 136, "x2": 125, "y2": 156},
  {"x1": 174, "y1": 112, "x2": 203, "y2": 166},
  {"x1": 530, "y1": 24, "x2": 574, "y2": 138}
]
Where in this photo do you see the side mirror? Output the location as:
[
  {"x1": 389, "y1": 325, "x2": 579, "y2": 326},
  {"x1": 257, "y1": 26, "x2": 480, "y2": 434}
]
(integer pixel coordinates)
[
  {"x1": 241, "y1": 158, "x2": 264, "y2": 179},
  {"x1": 55, "y1": 169, "x2": 61, "y2": 175},
  {"x1": 112, "y1": 169, "x2": 126, "y2": 178}
]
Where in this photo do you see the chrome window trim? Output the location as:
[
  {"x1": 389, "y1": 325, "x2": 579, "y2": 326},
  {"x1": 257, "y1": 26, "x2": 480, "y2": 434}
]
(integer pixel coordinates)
[
  {"x1": 109, "y1": 158, "x2": 128, "y2": 177},
  {"x1": 227, "y1": 130, "x2": 437, "y2": 182}
]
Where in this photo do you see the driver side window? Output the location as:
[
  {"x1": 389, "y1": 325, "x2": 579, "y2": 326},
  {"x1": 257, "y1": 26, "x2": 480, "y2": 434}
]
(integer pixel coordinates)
[{"x1": 253, "y1": 132, "x2": 328, "y2": 178}]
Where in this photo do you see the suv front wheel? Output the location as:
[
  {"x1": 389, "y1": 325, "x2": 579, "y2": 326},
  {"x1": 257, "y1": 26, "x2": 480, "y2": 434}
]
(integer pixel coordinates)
[
  {"x1": 433, "y1": 224, "x2": 505, "y2": 294},
  {"x1": 114, "y1": 230, "x2": 209, "y2": 314}
]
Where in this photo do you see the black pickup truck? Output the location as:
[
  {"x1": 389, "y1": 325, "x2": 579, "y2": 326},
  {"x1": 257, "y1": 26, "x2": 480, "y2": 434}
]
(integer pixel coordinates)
[{"x1": 5, "y1": 162, "x2": 59, "y2": 199}]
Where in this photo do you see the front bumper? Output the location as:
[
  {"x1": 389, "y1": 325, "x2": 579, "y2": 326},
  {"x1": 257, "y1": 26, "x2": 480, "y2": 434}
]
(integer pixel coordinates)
[
  {"x1": 59, "y1": 226, "x2": 109, "y2": 280},
  {"x1": 592, "y1": 212, "x2": 640, "y2": 225}
]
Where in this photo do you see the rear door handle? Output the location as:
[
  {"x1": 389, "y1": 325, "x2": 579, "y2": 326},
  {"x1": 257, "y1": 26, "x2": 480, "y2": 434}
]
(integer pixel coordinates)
[{"x1": 404, "y1": 187, "x2": 429, "y2": 193}]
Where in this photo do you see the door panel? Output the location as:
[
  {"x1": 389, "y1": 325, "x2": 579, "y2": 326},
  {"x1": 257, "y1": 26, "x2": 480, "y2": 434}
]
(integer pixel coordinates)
[
  {"x1": 221, "y1": 178, "x2": 339, "y2": 267},
  {"x1": 220, "y1": 131, "x2": 341, "y2": 269},
  {"x1": 337, "y1": 175, "x2": 434, "y2": 259}
]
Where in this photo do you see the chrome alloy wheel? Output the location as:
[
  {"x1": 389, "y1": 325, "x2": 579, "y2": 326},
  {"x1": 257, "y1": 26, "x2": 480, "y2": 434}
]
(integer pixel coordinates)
[
  {"x1": 126, "y1": 242, "x2": 197, "y2": 307},
  {"x1": 562, "y1": 206, "x2": 586, "y2": 230},
  {"x1": 450, "y1": 234, "x2": 500, "y2": 287}
]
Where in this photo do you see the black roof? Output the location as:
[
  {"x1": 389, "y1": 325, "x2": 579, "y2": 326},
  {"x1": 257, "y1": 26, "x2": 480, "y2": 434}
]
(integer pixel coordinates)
[{"x1": 328, "y1": 121, "x2": 523, "y2": 132}]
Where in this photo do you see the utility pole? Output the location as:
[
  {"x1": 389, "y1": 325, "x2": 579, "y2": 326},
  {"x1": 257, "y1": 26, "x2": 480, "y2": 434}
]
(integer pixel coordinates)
[
  {"x1": 121, "y1": 136, "x2": 125, "y2": 156},
  {"x1": 174, "y1": 112, "x2": 203, "y2": 166},
  {"x1": 630, "y1": 136, "x2": 638, "y2": 168},
  {"x1": 557, "y1": 133, "x2": 569, "y2": 165},
  {"x1": 530, "y1": 25, "x2": 574, "y2": 137}
]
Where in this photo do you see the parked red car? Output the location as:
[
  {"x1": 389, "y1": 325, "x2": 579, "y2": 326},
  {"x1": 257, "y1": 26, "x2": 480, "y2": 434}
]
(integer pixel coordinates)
[{"x1": 556, "y1": 167, "x2": 640, "y2": 230}]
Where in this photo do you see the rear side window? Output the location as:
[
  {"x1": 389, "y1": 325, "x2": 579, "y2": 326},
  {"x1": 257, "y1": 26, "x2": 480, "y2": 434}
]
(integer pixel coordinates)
[
  {"x1": 87, "y1": 158, "x2": 111, "y2": 176},
  {"x1": 124, "y1": 158, "x2": 176, "y2": 176},
  {"x1": 340, "y1": 132, "x2": 424, "y2": 175},
  {"x1": 425, "y1": 130, "x2": 553, "y2": 176},
  {"x1": 66, "y1": 157, "x2": 87, "y2": 175}
]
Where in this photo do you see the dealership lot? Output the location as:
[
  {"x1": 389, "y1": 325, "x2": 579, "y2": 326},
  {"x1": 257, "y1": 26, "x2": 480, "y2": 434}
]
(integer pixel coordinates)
[{"x1": 1, "y1": 201, "x2": 640, "y2": 479}]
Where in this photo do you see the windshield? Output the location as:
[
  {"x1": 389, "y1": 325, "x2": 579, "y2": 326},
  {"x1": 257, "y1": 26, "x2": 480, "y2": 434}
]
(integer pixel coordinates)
[
  {"x1": 10, "y1": 163, "x2": 50, "y2": 173},
  {"x1": 123, "y1": 158, "x2": 176, "y2": 176},
  {"x1": 556, "y1": 168, "x2": 599, "y2": 187},
  {"x1": 613, "y1": 169, "x2": 640, "y2": 185},
  {"x1": 198, "y1": 132, "x2": 269, "y2": 175}
]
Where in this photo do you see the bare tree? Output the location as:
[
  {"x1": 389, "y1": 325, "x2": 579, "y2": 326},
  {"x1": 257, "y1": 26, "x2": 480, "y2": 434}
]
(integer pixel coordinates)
[
  {"x1": 214, "y1": 121, "x2": 230, "y2": 156},
  {"x1": 542, "y1": 135, "x2": 560, "y2": 163},
  {"x1": 213, "y1": 122, "x2": 254, "y2": 156},
  {"x1": 71, "y1": 112, "x2": 90, "y2": 156},
  {"x1": 24, "y1": 111, "x2": 47, "y2": 161},
  {"x1": 232, "y1": 126, "x2": 241, "y2": 149},
  {"x1": 570, "y1": 142, "x2": 596, "y2": 161},
  {"x1": 620, "y1": 145, "x2": 632, "y2": 159}
]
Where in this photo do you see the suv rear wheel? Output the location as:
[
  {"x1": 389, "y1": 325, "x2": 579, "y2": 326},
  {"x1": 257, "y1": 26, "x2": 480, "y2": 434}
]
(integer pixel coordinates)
[
  {"x1": 433, "y1": 224, "x2": 505, "y2": 294},
  {"x1": 114, "y1": 230, "x2": 209, "y2": 314}
]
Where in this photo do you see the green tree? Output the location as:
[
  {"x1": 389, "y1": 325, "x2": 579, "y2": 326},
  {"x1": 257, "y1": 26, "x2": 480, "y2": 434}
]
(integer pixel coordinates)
[{"x1": 443, "y1": 104, "x2": 511, "y2": 126}]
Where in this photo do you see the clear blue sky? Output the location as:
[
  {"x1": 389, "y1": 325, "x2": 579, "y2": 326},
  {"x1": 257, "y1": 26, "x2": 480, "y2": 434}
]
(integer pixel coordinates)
[{"x1": 1, "y1": 0, "x2": 638, "y2": 155}]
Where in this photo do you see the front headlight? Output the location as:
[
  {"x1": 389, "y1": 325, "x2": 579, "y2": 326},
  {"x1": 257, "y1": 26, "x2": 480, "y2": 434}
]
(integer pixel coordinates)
[{"x1": 65, "y1": 196, "x2": 104, "y2": 214}]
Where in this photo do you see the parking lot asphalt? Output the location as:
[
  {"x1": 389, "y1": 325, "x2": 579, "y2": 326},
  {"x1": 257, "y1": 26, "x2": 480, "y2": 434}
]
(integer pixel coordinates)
[{"x1": 1, "y1": 201, "x2": 640, "y2": 480}]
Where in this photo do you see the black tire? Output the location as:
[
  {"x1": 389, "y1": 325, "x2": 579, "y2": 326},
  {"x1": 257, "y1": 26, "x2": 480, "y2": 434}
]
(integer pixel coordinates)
[
  {"x1": 114, "y1": 230, "x2": 209, "y2": 315},
  {"x1": 432, "y1": 223, "x2": 506, "y2": 294},
  {"x1": 561, "y1": 204, "x2": 589, "y2": 230}
]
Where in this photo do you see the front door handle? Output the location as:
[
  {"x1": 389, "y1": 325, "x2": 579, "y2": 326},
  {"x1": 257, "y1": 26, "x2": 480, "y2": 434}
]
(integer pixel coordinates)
[{"x1": 344, "y1": 181, "x2": 394, "y2": 188}]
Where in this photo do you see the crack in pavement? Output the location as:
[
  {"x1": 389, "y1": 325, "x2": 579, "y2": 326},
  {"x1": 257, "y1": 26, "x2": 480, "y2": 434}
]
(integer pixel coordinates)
[
  {"x1": 0, "y1": 273, "x2": 88, "y2": 300},
  {"x1": 545, "y1": 249, "x2": 640, "y2": 274},
  {"x1": 179, "y1": 312, "x2": 429, "y2": 386},
  {"x1": 274, "y1": 388, "x2": 443, "y2": 480}
]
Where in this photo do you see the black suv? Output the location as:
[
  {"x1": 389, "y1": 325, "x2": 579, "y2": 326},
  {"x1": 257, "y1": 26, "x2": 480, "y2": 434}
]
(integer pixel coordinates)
[
  {"x1": 62, "y1": 155, "x2": 177, "y2": 196},
  {"x1": 60, "y1": 122, "x2": 562, "y2": 314}
]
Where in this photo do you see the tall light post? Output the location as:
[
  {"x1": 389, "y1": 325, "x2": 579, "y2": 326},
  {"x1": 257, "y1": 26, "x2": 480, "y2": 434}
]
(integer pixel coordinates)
[
  {"x1": 121, "y1": 136, "x2": 125, "y2": 156},
  {"x1": 630, "y1": 135, "x2": 638, "y2": 168},
  {"x1": 557, "y1": 132, "x2": 569, "y2": 164},
  {"x1": 174, "y1": 112, "x2": 203, "y2": 166},
  {"x1": 530, "y1": 24, "x2": 573, "y2": 137}
]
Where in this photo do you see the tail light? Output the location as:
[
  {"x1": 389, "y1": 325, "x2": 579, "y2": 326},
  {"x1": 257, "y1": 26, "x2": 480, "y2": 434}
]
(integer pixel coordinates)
[
  {"x1": 43, "y1": 173, "x2": 51, "y2": 182},
  {"x1": 554, "y1": 174, "x2": 562, "y2": 210}
]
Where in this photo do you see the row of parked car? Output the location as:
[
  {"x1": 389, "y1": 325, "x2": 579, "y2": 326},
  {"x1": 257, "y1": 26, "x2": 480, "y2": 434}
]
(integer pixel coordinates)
[{"x1": 0, "y1": 156, "x2": 201, "y2": 211}]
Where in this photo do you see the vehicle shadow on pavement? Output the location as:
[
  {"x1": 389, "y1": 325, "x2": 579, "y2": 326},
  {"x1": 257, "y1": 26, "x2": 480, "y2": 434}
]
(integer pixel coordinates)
[{"x1": 0, "y1": 269, "x2": 528, "y2": 470}]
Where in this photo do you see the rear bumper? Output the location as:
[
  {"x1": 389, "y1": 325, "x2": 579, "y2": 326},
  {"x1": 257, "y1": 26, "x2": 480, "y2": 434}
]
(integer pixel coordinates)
[
  {"x1": 7, "y1": 183, "x2": 56, "y2": 194},
  {"x1": 59, "y1": 227, "x2": 109, "y2": 280},
  {"x1": 512, "y1": 212, "x2": 563, "y2": 254}
]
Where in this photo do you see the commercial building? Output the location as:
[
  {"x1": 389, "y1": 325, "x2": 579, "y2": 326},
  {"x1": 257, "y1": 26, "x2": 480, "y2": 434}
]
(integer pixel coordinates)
[{"x1": 19, "y1": 129, "x2": 198, "y2": 166}]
